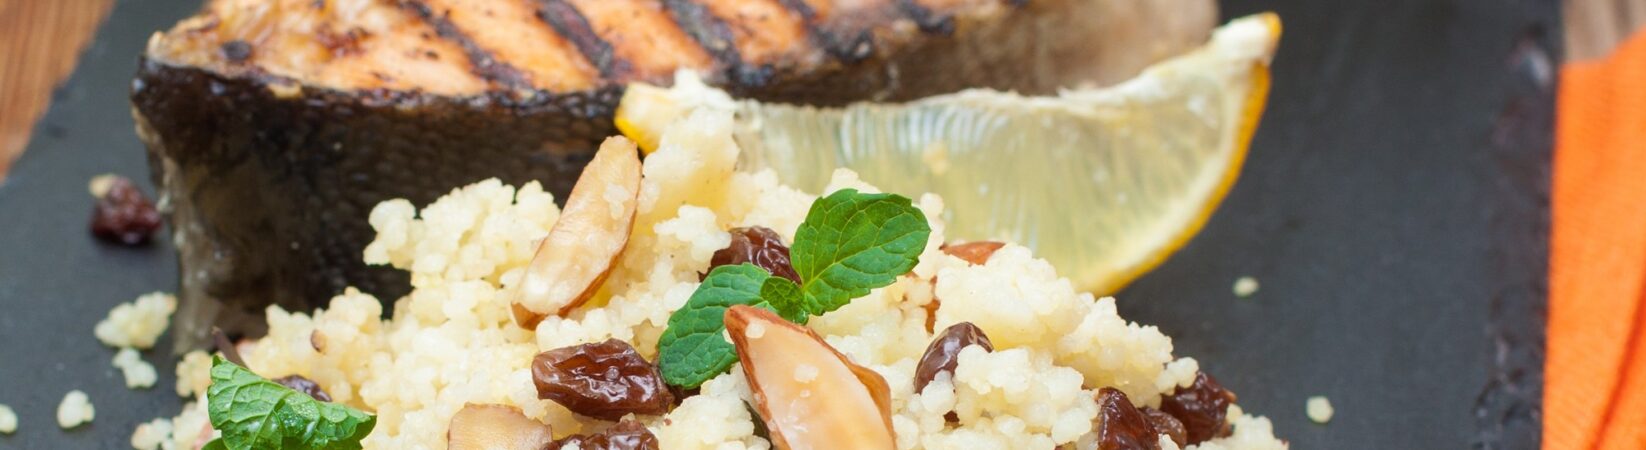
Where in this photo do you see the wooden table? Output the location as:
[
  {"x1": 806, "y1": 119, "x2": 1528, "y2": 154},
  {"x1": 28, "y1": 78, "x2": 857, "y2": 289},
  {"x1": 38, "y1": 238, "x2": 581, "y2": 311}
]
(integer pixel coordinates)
[
  {"x1": 0, "y1": 0, "x2": 1641, "y2": 180},
  {"x1": 0, "y1": 0, "x2": 112, "y2": 180}
]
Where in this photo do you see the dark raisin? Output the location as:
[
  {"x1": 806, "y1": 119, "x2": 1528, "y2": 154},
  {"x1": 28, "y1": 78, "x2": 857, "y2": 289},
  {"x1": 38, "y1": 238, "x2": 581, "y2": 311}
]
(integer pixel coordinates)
[
  {"x1": 89, "y1": 175, "x2": 162, "y2": 246},
  {"x1": 914, "y1": 322, "x2": 994, "y2": 392},
  {"x1": 1159, "y1": 372, "x2": 1237, "y2": 444},
  {"x1": 549, "y1": 419, "x2": 659, "y2": 450},
  {"x1": 940, "y1": 241, "x2": 1005, "y2": 265},
  {"x1": 1095, "y1": 388, "x2": 1161, "y2": 450},
  {"x1": 1141, "y1": 408, "x2": 1186, "y2": 447},
  {"x1": 532, "y1": 339, "x2": 675, "y2": 420},
  {"x1": 273, "y1": 375, "x2": 332, "y2": 402},
  {"x1": 706, "y1": 226, "x2": 801, "y2": 284}
]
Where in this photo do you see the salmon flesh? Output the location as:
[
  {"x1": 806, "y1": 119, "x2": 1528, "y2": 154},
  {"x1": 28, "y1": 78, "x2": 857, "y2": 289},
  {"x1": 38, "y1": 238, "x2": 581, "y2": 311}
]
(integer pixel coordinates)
[{"x1": 131, "y1": 0, "x2": 1215, "y2": 346}]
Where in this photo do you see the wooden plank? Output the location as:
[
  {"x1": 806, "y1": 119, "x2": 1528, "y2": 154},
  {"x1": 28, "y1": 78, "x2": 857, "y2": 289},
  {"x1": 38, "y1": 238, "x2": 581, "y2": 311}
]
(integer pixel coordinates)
[
  {"x1": 1567, "y1": 0, "x2": 1646, "y2": 60},
  {"x1": 0, "y1": 0, "x2": 114, "y2": 180}
]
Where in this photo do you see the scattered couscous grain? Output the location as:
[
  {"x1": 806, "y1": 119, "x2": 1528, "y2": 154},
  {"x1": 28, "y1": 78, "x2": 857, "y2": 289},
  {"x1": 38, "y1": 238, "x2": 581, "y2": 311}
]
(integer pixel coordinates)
[
  {"x1": 57, "y1": 390, "x2": 95, "y2": 429},
  {"x1": 0, "y1": 404, "x2": 16, "y2": 434},
  {"x1": 174, "y1": 350, "x2": 212, "y2": 398},
  {"x1": 130, "y1": 418, "x2": 172, "y2": 450},
  {"x1": 1233, "y1": 276, "x2": 1260, "y2": 298},
  {"x1": 112, "y1": 348, "x2": 158, "y2": 389},
  {"x1": 94, "y1": 292, "x2": 176, "y2": 349},
  {"x1": 1306, "y1": 396, "x2": 1333, "y2": 423}
]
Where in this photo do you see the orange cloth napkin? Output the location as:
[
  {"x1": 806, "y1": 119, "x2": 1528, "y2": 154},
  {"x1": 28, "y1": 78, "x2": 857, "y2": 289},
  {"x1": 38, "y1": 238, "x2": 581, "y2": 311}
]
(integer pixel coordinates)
[{"x1": 1548, "y1": 28, "x2": 1646, "y2": 450}]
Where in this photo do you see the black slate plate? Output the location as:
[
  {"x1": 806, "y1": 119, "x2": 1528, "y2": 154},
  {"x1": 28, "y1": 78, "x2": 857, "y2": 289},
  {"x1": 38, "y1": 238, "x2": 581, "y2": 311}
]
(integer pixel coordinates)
[{"x1": 0, "y1": 0, "x2": 1553, "y2": 448}]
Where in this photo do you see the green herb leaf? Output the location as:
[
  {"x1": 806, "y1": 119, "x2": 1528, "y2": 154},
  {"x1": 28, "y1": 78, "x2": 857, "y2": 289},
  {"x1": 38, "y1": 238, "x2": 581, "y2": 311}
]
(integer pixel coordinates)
[
  {"x1": 656, "y1": 189, "x2": 930, "y2": 389},
  {"x1": 657, "y1": 264, "x2": 805, "y2": 388},
  {"x1": 207, "y1": 356, "x2": 376, "y2": 450},
  {"x1": 791, "y1": 189, "x2": 931, "y2": 315},
  {"x1": 203, "y1": 439, "x2": 228, "y2": 450}
]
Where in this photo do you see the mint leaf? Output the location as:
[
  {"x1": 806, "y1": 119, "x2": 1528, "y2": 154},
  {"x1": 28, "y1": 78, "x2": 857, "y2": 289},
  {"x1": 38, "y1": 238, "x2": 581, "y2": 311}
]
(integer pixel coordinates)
[
  {"x1": 791, "y1": 189, "x2": 931, "y2": 314},
  {"x1": 759, "y1": 274, "x2": 807, "y2": 324},
  {"x1": 657, "y1": 264, "x2": 805, "y2": 388},
  {"x1": 656, "y1": 189, "x2": 930, "y2": 389},
  {"x1": 207, "y1": 356, "x2": 375, "y2": 450}
]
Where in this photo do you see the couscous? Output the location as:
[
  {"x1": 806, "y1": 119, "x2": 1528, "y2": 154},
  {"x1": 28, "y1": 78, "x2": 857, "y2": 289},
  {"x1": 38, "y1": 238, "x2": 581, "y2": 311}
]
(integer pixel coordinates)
[{"x1": 138, "y1": 107, "x2": 1286, "y2": 450}]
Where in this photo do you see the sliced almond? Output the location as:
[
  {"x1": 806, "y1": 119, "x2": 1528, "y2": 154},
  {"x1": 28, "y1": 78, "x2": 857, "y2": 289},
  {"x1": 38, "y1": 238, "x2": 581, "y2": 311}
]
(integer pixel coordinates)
[
  {"x1": 446, "y1": 403, "x2": 555, "y2": 450},
  {"x1": 941, "y1": 241, "x2": 1005, "y2": 266},
  {"x1": 515, "y1": 137, "x2": 643, "y2": 327},
  {"x1": 725, "y1": 305, "x2": 895, "y2": 450}
]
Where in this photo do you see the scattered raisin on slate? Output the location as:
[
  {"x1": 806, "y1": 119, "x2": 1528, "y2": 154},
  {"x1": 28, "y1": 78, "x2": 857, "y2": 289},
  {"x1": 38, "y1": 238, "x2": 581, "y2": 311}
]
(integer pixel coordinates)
[
  {"x1": 549, "y1": 419, "x2": 659, "y2": 450},
  {"x1": 705, "y1": 226, "x2": 801, "y2": 284},
  {"x1": 1159, "y1": 372, "x2": 1237, "y2": 444},
  {"x1": 914, "y1": 322, "x2": 994, "y2": 392},
  {"x1": 273, "y1": 375, "x2": 332, "y2": 402},
  {"x1": 533, "y1": 339, "x2": 674, "y2": 420},
  {"x1": 90, "y1": 175, "x2": 162, "y2": 245},
  {"x1": 1142, "y1": 407, "x2": 1187, "y2": 447},
  {"x1": 1095, "y1": 387, "x2": 1162, "y2": 450}
]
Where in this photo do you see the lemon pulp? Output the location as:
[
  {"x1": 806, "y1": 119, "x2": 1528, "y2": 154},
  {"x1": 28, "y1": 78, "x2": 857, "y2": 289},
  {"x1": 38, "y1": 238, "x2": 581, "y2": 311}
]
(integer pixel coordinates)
[{"x1": 618, "y1": 14, "x2": 1280, "y2": 295}]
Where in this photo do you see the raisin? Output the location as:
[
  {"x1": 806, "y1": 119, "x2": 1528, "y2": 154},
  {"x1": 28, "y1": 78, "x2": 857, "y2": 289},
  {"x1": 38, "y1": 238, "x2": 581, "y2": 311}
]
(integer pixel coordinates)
[
  {"x1": 915, "y1": 322, "x2": 993, "y2": 422},
  {"x1": 1095, "y1": 388, "x2": 1161, "y2": 450},
  {"x1": 549, "y1": 419, "x2": 659, "y2": 450},
  {"x1": 1159, "y1": 372, "x2": 1237, "y2": 444},
  {"x1": 706, "y1": 226, "x2": 801, "y2": 284},
  {"x1": 915, "y1": 322, "x2": 993, "y2": 392},
  {"x1": 273, "y1": 375, "x2": 332, "y2": 402},
  {"x1": 532, "y1": 339, "x2": 675, "y2": 420},
  {"x1": 941, "y1": 241, "x2": 1005, "y2": 265},
  {"x1": 1141, "y1": 408, "x2": 1186, "y2": 447},
  {"x1": 89, "y1": 175, "x2": 162, "y2": 245}
]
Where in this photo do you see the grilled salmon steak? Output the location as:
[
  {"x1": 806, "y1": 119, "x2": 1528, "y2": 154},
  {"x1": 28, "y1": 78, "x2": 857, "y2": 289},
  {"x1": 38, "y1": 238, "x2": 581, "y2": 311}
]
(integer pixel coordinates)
[{"x1": 131, "y1": 0, "x2": 1215, "y2": 346}]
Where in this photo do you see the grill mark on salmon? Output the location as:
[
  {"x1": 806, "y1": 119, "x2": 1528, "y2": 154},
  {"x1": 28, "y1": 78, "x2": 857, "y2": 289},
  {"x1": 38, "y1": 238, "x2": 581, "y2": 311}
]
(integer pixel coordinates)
[
  {"x1": 535, "y1": 0, "x2": 631, "y2": 81},
  {"x1": 690, "y1": 0, "x2": 816, "y2": 76},
  {"x1": 775, "y1": 0, "x2": 875, "y2": 62},
  {"x1": 663, "y1": 0, "x2": 773, "y2": 85},
  {"x1": 567, "y1": 0, "x2": 714, "y2": 83},
  {"x1": 894, "y1": 0, "x2": 954, "y2": 35},
  {"x1": 401, "y1": 0, "x2": 534, "y2": 90},
  {"x1": 133, "y1": 0, "x2": 1219, "y2": 346}
]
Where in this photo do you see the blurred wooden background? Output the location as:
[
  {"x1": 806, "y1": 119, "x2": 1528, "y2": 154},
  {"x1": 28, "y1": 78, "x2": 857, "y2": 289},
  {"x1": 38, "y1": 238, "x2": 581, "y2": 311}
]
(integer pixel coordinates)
[
  {"x1": 0, "y1": 0, "x2": 112, "y2": 180},
  {"x1": 0, "y1": 0, "x2": 1642, "y2": 180}
]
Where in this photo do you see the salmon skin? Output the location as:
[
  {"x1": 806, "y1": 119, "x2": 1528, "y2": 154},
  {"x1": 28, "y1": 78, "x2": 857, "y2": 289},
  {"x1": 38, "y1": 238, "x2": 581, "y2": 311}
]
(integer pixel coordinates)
[{"x1": 131, "y1": 0, "x2": 1214, "y2": 347}]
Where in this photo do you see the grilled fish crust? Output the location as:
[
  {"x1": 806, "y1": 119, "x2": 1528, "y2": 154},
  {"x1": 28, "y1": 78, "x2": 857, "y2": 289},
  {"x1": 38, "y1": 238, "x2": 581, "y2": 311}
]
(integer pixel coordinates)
[{"x1": 132, "y1": 0, "x2": 1214, "y2": 346}]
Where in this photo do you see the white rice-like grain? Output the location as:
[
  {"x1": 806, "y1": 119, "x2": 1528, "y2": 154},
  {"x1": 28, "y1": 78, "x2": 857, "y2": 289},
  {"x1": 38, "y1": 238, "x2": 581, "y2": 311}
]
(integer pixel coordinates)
[
  {"x1": 139, "y1": 107, "x2": 1286, "y2": 449},
  {"x1": 0, "y1": 404, "x2": 16, "y2": 434},
  {"x1": 57, "y1": 390, "x2": 94, "y2": 429},
  {"x1": 94, "y1": 292, "x2": 176, "y2": 350},
  {"x1": 113, "y1": 348, "x2": 158, "y2": 389}
]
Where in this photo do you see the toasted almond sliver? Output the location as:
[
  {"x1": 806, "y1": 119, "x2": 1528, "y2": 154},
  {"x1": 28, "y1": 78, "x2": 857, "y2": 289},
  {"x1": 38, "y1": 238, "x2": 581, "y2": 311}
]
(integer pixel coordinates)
[
  {"x1": 941, "y1": 241, "x2": 1005, "y2": 266},
  {"x1": 446, "y1": 403, "x2": 554, "y2": 450},
  {"x1": 514, "y1": 137, "x2": 642, "y2": 327},
  {"x1": 725, "y1": 305, "x2": 895, "y2": 450}
]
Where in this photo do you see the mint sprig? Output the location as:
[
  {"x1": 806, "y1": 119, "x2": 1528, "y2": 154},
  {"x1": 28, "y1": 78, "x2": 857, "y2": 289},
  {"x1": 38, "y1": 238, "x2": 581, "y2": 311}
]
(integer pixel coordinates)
[
  {"x1": 658, "y1": 189, "x2": 931, "y2": 388},
  {"x1": 206, "y1": 356, "x2": 376, "y2": 450},
  {"x1": 657, "y1": 264, "x2": 806, "y2": 387},
  {"x1": 792, "y1": 189, "x2": 932, "y2": 314}
]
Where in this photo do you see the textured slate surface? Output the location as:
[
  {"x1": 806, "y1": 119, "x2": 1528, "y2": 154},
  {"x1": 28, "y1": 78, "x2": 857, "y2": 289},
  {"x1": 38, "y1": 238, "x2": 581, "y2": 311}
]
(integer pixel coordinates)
[{"x1": 0, "y1": 0, "x2": 1553, "y2": 448}]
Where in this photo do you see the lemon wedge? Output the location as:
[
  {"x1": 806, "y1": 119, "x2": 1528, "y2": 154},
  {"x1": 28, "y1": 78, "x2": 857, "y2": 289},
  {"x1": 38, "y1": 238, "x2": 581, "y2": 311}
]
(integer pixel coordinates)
[{"x1": 617, "y1": 14, "x2": 1280, "y2": 295}]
